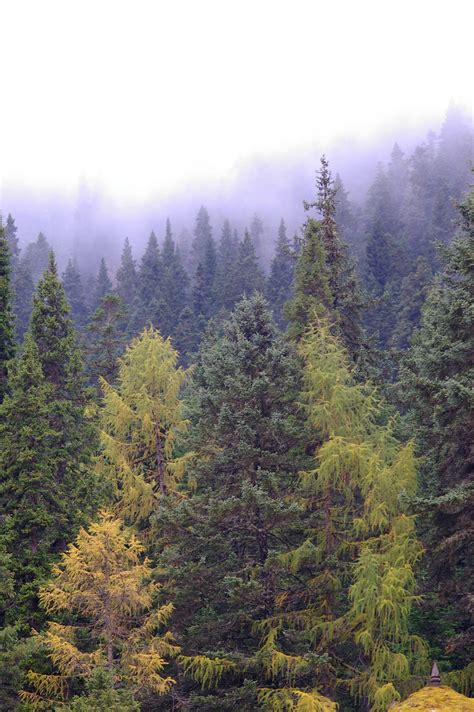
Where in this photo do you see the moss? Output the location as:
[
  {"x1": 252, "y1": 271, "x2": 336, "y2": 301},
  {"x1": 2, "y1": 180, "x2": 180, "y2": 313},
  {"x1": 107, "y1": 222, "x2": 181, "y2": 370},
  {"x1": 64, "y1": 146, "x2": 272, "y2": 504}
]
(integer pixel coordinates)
[{"x1": 390, "y1": 685, "x2": 474, "y2": 711}]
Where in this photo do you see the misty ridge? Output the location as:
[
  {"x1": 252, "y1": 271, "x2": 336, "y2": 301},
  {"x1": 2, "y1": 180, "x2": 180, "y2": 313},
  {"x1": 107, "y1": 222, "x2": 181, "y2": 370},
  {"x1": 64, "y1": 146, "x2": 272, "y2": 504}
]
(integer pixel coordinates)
[{"x1": 3, "y1": 104, "x2": 472, "y2": 282}]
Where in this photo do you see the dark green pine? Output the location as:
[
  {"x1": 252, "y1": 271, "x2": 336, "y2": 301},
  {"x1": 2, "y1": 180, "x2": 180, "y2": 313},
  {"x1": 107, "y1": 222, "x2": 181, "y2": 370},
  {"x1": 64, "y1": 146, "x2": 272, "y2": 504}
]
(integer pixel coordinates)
[
  {"x1": 62, "y1": 258, "x2": 88, "y2": 331},
  {"x1": 0, "y1": 252, "x2": 99, "y2": 627},
  {"x1": 116, "y1": 237, "x2": 138, "y2": 311},
  {"x1": 92, "y1": 257, "x2": 113, "y2": 312},
  {"x1": 87, "y1": 293, "x2": 127, "y2": 386},
  {"x1": 267, "y1": 218, "x2": 294, "y2": 328},
  {"x1": 0, "y1": 226, "x2": 16, "y2": 401}
]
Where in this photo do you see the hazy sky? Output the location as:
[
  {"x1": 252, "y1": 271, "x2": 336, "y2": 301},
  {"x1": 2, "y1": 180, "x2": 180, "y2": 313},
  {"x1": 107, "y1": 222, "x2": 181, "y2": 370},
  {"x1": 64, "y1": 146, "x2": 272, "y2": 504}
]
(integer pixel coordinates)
[{"x1": 1, "y1": 0, "x2": 471, "y2": 201}]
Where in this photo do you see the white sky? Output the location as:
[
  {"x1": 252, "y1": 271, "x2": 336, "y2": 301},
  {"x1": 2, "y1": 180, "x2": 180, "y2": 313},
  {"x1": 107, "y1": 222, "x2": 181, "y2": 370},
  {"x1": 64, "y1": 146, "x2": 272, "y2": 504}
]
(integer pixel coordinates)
[{"x1": 0, "y1": 0, "x2": 472, "y2": 201}]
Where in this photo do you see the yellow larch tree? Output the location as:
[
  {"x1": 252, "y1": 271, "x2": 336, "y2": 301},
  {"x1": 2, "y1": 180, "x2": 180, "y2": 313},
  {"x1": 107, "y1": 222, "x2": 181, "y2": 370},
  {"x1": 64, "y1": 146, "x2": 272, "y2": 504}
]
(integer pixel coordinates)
[
  {"x1": 20, "y1": 511, "x2": 179, "y2": 709},
  {"x1": 99, "y1": 326, "x2": 190, "y2": 529}
]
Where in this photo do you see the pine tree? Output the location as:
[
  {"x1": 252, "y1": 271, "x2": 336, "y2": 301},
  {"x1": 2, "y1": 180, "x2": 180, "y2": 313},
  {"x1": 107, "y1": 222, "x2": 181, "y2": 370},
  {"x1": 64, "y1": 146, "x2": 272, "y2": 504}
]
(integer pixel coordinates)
[
  {"x1": 250, "y1": 213, "x2": 265, "y2": 261},
  {"x1": 399, "y1": 186, "x2": 474, "y2": 668},
  {"x1": 21, "y1": 232, "x2": 50, "y2": 283},
  {"x1": 132, "y1": 231, "x2": 164, "y2": 332},
  {"x1": 116, "y1": 237, "x2": 138, "y2": 311},
  {"x1": 92, "y1": 257, "x2": 113, "y2": 311},
  {"x1": 261, "y1": 321, "x2": 426, "y2": 711},
  {"x1": 158, "y1": 295, "x2": 303, "y2": 709},
  {"x1": 62, "y1": 258, "x2": 88, "y2": 331},
  {"x1": 99, "y1": 327, "x2": 189, "y2": 533},
  {"x1": 20, "y1": 511, "x2": 178, "y2": 708},
  {"x1": 234, "y1": 230, "x2": 265, "y2": 299},
  {"x1": 191, "y1": 206, "x2": 213, "y2": 272},
  {"x1": 290, "y1": 156, "x2": 365, "y2": 361},
  {"x1": 12, "y1": 259, "x2": 34, "y2": 342},
  {"x1": 0, "y1": 225, "x2": 15, "y2": 401},
  {"x1": 87, "y1": 294, "x2": 127, "y2": 385},
  {"x1": 214, "y1": 219, "x2": 240, "y2": 312},
  {"x1": 391, "y1": 257, "x2": 433, "y2": 350},
  {"x1": 173, "y1": 306, "x2": 204, "y2": 366},
  {"x1": 267, "y1": 218, "x2": 294, "y2": 328},
  {"x1": 5, "y1": 213, "x2": 20, "y2": 266},
  {"x1": 160, "y1": 219, "x2": 189, "y2": 336},
  {"x1": 0, "y1": 253, "x2": 99, "y2": 626}
]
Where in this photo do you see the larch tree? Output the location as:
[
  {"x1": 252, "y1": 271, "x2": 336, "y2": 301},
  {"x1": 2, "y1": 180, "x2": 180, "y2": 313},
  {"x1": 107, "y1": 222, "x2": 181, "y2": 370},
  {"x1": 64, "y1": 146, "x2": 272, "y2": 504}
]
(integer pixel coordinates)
[
  {"x1": 99, "y1": 327, "x2": 189, "y2": 533},
  {"x1": 258, "y1": 321, "x2": 426, "y2": 711},
  {"x1": 20, "y1": 511, "x2": 178, "y2": 709}
]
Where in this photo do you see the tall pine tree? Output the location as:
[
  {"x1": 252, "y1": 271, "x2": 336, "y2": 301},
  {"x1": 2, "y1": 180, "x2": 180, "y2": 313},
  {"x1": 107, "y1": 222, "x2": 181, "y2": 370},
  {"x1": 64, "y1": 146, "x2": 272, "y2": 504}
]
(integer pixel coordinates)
[{"x1": 0, "y1": 225, "x2": 15, "y2": 401}]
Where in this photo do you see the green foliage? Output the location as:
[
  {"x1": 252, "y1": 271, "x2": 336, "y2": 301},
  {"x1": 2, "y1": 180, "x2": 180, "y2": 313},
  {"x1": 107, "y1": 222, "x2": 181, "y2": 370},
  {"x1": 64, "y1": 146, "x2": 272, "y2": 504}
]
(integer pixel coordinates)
[
  {"x1": 267, "y1": 219, "x2": 294, "y2": 328},
  {"x1": 0, "y1": 224, "x2": 16, "y2": 400},
  {"x1": 22, "y1": 232, "x2": 51, "y2": 284},
  {"x1": 87, "y1": 293, "x2": 127, "y2": 385},
  {"x1": 62, "y1": 259, "x2": 88, "y2": 332}
]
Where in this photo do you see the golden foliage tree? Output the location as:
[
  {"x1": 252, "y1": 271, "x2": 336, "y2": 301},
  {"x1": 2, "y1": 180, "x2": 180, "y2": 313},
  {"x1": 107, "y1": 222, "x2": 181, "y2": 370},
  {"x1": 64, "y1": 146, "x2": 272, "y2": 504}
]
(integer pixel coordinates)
[
  {"x1": 99, "y1": 327, "x2": 190, "y2": 529},
  {"x1": 257, "y1": 322, "x2": 427, "y2": 711},
  {"x1": 20, "y1": 511, "x2": 179, "y2": 709}
]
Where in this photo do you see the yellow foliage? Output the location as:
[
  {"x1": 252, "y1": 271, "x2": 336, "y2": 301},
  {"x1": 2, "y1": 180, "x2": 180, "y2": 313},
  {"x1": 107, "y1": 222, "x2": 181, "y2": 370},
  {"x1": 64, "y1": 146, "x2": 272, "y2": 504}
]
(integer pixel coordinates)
[
  {"x1": 179, "y1": 654, "x2": 236, "y2": 689},
  {"x1": 23, "y1": 511, "x2": 179, "y2": 705},
  {"x1": 390, "y1": 685, "x2": 474, "y2": 711},
  {"x1": 99, "y1": 327, "x2": 190, "y2": 527},
  {"x1": 258, "y1": 686, "x2": 337, "y2": 711}
]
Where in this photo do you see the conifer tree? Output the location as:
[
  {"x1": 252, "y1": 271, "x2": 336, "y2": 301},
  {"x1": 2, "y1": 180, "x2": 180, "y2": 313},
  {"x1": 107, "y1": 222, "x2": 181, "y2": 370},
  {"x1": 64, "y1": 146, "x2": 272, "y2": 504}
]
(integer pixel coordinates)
[
  {"x1": 22, "y1": 232, "x2": 50, "y2": 283},
  {"x1": 21, "y1": 511, "x2": 178, "y2": 708},
  {"x1": 12, "y1": 259, "x2": 34, "y2": 341},
  {"x1": 92, "y1": 257, "x2": 113, "y2": 311},
  {"x1": 289, "y1": 156, "x2": 365, "y2": 361},
  {"x1": 0, "y1": 253, "x2": 99, "y2": 626},
  {"x1": 267, "y1": 218, "x2": 294, "y2": 328},
  {"x1": 250, "y1": 212, "x2": 265, "y2": 260},
  {"x1": 116, "y1": 236, "x2": 138, "y2": 311},
  {"x1": 99, "y1": 327, "x2": 189, "y2": 533},
  {"x1": 5, "y1": 213, "x2": 20, "y2": 266},
  {"x1": 62, "y1": 258, "x2": 88, "y2": 331},
  {"x1": 399, "y1": 186, "x2": 474, "y2": 667},
  {"x1": 214, "y1": 219, "x2": 240, "y2": 312},
  {"x1": 191, "y1": 206, "x2": 213, "y2": 272},
  {"x1": 132, "y1": 231, "x2": 164, "y2": 331},
  {"x1": 160, "y1": 219, "x2": 189, "y2": 336},
  {"x1": 159, "y1": 295, "x2": 303, "y2": 709},
  {"x1": 234, "y1": 229, "x2": 265, "y2": 299},
  {"x1": 391, "y1": 256, "x2": 433, "y2": 350},
  {"x1": 87, "y1": 294, "x2": 127, "y2": 385},
  {"x1": 0, "y1": 225, "x2": 15, "y2": 401},
  {"x1": 261, "y1": 321, "x2": 426, "y2": 711}
]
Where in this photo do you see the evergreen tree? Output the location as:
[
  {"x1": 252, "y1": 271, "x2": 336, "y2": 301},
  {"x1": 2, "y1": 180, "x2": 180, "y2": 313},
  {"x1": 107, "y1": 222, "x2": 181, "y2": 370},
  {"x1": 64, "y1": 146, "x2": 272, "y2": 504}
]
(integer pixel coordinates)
[
  {"x1": 12, "y1": 259, "x2": 34, "y2": 342},
  {"x1": 0, "y1": 226, "x2": 15, "y2": 401},
  {"x1": 399, "y1": 186, "x2": 474, "y2": 668},
  {"x1": 267, "y1": 218, "x2": 294, "y2": 328},
  {"x1": 159, "y1": 295, "x2": 302, "y2": 709},
  {"x1": 391, "y1": 257, "x2": 433, "y2": 350},
  {"x1": 92, "y1": 257, "x2": 113, "y2": 311},
  {"x1": 21, "y1": 511, "x2": 178, "y2": 708},
  {"x1": 250, "y1": 212, "x2": 265, "y2": 261},
  {"x1": 4, "y1": 213, "x2": 20, "y2": 266},
  {"x1": 214, "y1": 219, "x2": 240, "y2": 312},
  {"x1": 173, "y1": 306, "x2": 204, "y2": 366},
  {"x1": 87, "y1": 294, "x2": 127, "y2": 385},
  {"x1": 132, "y1": 231, "x2": 164, "y2": 331},
  {"x1": 62, "y1": 258, "x2": 88, "y2": 331},
  {"x1": 234, "y1": 230, "x2": 265, "y2": 300},
  {"x1": 293, "y1": 155, "x2": 365, "y2": 361},
  {"x1": 191, "y1": 206, "x2": 213, "y2": 272},
  {"x1": 116, "y1": 236, "x2": 138, "y2": 311},
  {"x1": 160, "y1": 218, "x2": 189, "y2": 336},
  {"x1": 21, "y1": 232, "x2": 50, "y2": 283},
  {"x1": 0, "y1": 253, "x2": 99, "y2": 626}
]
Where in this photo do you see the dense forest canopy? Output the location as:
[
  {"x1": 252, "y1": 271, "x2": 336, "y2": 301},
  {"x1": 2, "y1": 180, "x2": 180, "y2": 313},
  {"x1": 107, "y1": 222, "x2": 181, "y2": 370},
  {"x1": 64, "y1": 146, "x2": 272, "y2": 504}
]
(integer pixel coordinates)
[{"x1": 0, "y1": 105, "x2": 472, "y2": 711}]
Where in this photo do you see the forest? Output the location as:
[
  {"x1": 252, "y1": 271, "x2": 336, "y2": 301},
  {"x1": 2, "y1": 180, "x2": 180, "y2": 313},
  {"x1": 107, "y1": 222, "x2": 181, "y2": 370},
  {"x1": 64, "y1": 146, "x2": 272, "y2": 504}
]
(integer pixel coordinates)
[{"x1": 0, "y1": 105, "x2": 472, "y2": 711}]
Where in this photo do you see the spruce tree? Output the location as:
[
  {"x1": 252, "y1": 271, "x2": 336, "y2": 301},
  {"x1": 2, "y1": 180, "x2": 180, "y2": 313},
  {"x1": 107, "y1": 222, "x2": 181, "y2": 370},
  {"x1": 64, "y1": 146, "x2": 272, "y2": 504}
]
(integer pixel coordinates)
[
  {"x1": 87, "y1": 294, "x2": 127, "y2": 385},
  {"x1": 92, "y1": 257, "x2": 113, "y2": 311},
  {"x1": 5, "y1": 213, "x2": 20, "y2": 266},
  {"x1": 160, "y1": 219, "x2": 189, "y2": 336},
  {"x1": 290, "y1": 156, "x2": 365, "y2": 361},
  {"x1": 234, "y1": 230, "x2": 265, "y2": 300},
  {"x1": 116, "y1": 236, "x2": 138, "y2": 310},
  {"x1": 267, "y1": 218, "x2": 294, "y2": 328},
  {"x1": 399, "y1": 186, "x2": 474, "y2": 668},
  {"x1": 132, "y1": 231, "x2": 164, "y2": 331},
  {"x1": 22, "y1": 232, "x2": 50, "y2": 283},
  {"x1": 62, "y1": 258, "x2": 88, "y2": 331},
  {"x1": 214, "y1": 219, "x2": 240, "y2": 312},
  {"x1": 0, "y1": 226, "x2": 15, "y2": 401},
  {"x1": 250, "y1": 212, "x2": 265, "y2": 261},
  {"x1": 191, "y1": 206, "x2": 213, "y2": 272},
  {"x1": 12, "y1": 259, "x2": 34, "y2": 342},
  {"x1": 158, "y1": 295, "x2": 302, "y2": 709},
  {"x1": 0, "y1": 253, "x2": 99, "y2": 626}
]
